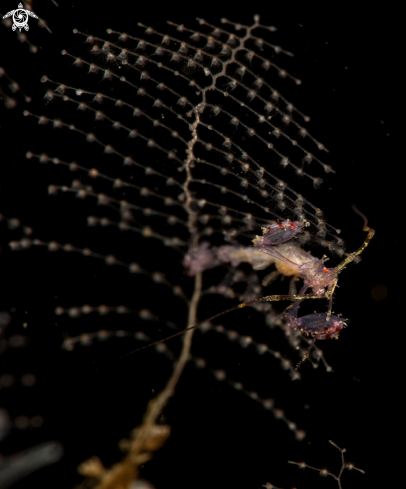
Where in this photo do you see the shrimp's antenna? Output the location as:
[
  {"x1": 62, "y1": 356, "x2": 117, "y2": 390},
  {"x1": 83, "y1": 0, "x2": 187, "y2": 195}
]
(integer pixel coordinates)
[
  {"x1": 351, "y1": 204, "x2": 370, "y2": 231},
  {"x1": 334, "y1": 206, "x2": 375, "y2": 274},
  {"x1": 121, "y1": 292, "x2": 325, "y2": 359}
]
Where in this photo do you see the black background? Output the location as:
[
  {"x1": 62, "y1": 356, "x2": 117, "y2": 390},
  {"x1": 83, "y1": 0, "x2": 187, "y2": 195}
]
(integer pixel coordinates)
[{"x1": 0, "y1": 2, "x2": 403, "y2": 488}]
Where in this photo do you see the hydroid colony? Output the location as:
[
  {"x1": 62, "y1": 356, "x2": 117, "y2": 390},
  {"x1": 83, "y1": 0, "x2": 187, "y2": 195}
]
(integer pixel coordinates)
[{"x1": 1, "y1": 12, "x2": 368, "y2": 489}]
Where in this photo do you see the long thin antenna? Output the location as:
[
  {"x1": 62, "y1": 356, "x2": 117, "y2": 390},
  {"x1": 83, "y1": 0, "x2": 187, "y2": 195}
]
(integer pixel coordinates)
[
  {"x1": 351, "y1": 204, "x2": 370, "y2": 231},
  {"x1": 121, "y1": 292, "x2": 325, "y2": 358}
]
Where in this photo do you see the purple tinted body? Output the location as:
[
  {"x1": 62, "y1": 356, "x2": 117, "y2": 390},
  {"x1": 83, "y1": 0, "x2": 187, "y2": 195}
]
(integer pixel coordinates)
[
  {"x1": 183, "y1": 242, "x2": 219, "y2": 276},
  {"x1": 288, "y1": 312, "x2": 346, "y2": 340},
  {"x1": 260, "y1": 221, "x2": 305, "y2": 245}
]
